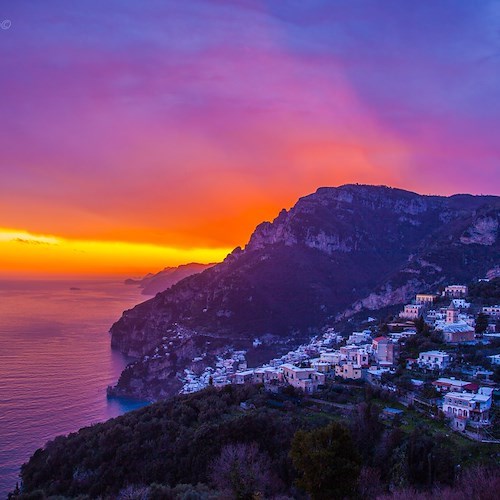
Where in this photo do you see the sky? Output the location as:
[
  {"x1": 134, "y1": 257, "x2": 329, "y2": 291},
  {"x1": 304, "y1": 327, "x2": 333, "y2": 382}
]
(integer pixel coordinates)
[{"x1": 1, "y1": 0, "x2": 499, "y2": 276}]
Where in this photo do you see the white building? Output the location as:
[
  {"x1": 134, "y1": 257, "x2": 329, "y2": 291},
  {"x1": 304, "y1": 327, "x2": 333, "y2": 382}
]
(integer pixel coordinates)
[
  {"x1": 432, "y1": 378, "x2": 477, "y2": 393},
  {"x1": 390, "y1": 330, "x2": 417, "y2": 341},
  {"x1": 452, "y1": 299, "x2": 470, "y2": 309},
  {"x1": 443, "y1": 285, "x2": 468, "y2": 298},
  {"x1": 347, "y1": 331, "x2": 372, "y2": 345},
  {"x1": 340, "y1": 345, "x2": 367, "y2": 362},
  {"x1": 488, "y1": 354, "x2": 500, "y2": 365},
  {"x1": 319, "y1": 351, "x2": 342, "y2": 365},
  {"x1": 482, "y1": 305, "x2": 500, "y2": 318},
  {"x1": 417, "y1": 350, "x2": 451, "y2": 370},
  {"x1": 426, "y1": 309, "x2": 445, "y2": 324},
  {"x1": 443, "y1": 387, "x2": 493, "y2": 430}
]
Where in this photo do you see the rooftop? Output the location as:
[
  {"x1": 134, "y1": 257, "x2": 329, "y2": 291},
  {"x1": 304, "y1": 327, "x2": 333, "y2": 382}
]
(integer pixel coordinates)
[
  {"x1": 419, "y1": 350, "x2": 450, "y2": 357},
  {"x1": 441, "y1": 321, "x2": 474, "y2": 333},
  {"x1": 433, "y1": 378, "x2": 470, "y2": 387},
  {"x1": 445, "y1": 391, "x2": 491, "y2": 403}
]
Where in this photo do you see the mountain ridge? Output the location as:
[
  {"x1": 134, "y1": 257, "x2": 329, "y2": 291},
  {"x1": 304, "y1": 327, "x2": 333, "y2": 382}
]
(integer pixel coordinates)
[
  {"x1": 109, "y1": 184, "x2": 500, "y2": 399},
  {"x1": 125, "y1": 262, "x2": 216, "y2": 295}
]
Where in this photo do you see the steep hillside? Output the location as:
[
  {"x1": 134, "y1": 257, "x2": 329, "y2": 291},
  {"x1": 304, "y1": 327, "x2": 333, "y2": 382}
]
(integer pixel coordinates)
[
  {"x1": 109, "y1": 185, "x2": 499, "y2": 399},
  {"x1": 17, "y1": 385, "x2": 499, "y2": 499}
]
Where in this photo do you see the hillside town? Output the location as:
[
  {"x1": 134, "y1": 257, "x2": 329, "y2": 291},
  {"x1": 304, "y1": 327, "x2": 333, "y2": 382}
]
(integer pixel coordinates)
[{"x1": 180, "y1": 272, "x2": 500, "y2": 440}]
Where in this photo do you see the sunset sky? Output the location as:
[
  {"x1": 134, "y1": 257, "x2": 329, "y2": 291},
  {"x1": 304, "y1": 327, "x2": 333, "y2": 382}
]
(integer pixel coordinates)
[{"x1": 1, "y1": 0, "x2": 500, "y2": 276}]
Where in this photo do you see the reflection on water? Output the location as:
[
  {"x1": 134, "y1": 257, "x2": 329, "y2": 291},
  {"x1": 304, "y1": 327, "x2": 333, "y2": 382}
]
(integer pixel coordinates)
[{"x1": 0, "y1": 279, "x2": 148, "y2": 496}]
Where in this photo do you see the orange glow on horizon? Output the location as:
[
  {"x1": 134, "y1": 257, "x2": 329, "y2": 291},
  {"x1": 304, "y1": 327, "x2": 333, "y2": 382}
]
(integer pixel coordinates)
[{"x1": 0, "y1": 228, "x2": 231, "y2": 278}]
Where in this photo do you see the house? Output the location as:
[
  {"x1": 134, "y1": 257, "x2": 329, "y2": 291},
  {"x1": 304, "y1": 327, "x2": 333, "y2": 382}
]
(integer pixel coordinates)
[
  {"x1": 310, "y1": 359, "x2": 331, "y2": 373},
  {"x1": 319, "y1": 351, "x2": 342, "y2": 365},
  {"x1": 340, "y1": 345, "x2": 370, "y2": 362},
  {"x1": 356, "y1": 350, "x2": 370, "y2": 367},
  {"x1": 443, "y1": 387, "x2": 493, "y2": 430},
  {"x1": 482, "y1": 305, "x2": 500, "y2": 319},
  {"x1": 253, "y1": 368, "x2": 265, "y2": 383},
  {"x1": 254, "y1": 367, "x2": 282, "y2": 384},
  {"x1": 281, "y1": 364, "x2": 325, "y2": 394},
  {"x1": 372, "y1": 337, "x2": 399, "y2": 365},
  {"x1": 335, "y1": 362, "x2": 362, "y2": 380},
  {"x1": 416, "y1": 294, "x2": 437, "y2": 305},
  {"x1": 443, "y1": 285, "x2": 468, "y2": 298},
  {"x1": 451, "y1": 299, "x2": 470, "y2": 309},
  {"x1": 400, "y1": 304, "x2": 423, "y2": 320},
  {"x1": 366, "y1": 367, "x2": 391, "y2": 384},
  {"x1": 441, "y1": 322, "x2": 475, "y2": 343},
  {"x1": 425, "y1": 309, "x2": 445, "y2": 324},
  {"x1": 390, "y1": 330, "x2": 417, "y2": 341},
  {"x1": 233, "y1": 370, "x2": 255, "y2": 384},
  {"x1": 212, "y1": 376, "x2": 231, "y2": 388},
  {"x1": 347, "y1": 331, "x2": 372, "y2": 345},
  {"x1": 488, "y1": 354, "x2": 500, "y2": 365},
  {"x1": 432, "y1": 378, "x2": 478, "y2": 393},
  {"x1": 417, "y1": 350, "x2": 451, "y2": 370}
]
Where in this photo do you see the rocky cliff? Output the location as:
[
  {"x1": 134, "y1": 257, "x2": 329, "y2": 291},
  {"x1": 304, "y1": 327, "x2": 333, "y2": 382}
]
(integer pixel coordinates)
[{"x1": 109, "y1": 184, "x2": 500, "y2": 399}]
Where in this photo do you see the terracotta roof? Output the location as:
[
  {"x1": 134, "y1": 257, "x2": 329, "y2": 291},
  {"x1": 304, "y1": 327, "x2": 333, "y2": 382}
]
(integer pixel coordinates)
[{"x1": 464, "y1": 383, "x2": 479, "y2": 392}]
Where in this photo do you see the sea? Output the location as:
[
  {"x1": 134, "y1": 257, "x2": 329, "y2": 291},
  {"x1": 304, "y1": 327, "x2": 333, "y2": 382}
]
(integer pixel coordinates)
[{"x1": 0, "y1": 278, "x2": 149, "y2": 497}]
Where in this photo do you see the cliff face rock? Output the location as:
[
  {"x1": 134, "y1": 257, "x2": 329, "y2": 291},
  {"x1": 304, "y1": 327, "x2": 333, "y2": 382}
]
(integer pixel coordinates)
[
  {"x1": 110, "y1": 184, "x2": 500, "y2": 399},
  {"x1": 460, "y1": 214, "x2": 498, "y2": 246}
]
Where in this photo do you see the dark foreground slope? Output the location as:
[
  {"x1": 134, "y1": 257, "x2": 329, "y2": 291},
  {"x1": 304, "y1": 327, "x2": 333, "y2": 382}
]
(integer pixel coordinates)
[
  {"x1": 16, "y1": 385, "x2": 499, "y2": 499},
  {"x1": 110, "y1": 185, "x2": 500, "y2": 398}
]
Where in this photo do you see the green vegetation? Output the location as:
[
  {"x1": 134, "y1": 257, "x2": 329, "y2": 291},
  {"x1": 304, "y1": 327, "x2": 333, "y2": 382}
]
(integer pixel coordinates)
[
  {"x1": 290, "y1": 422, "x2": 361, "y2": 499},
  {"x1": 468, "y1": 278, "x2": 500, "y2": 304},
  {"x1": 12, "y1": 385, "x2": 500, "y2": 499},
  {"x1": 475, "y1": 312, "x2": 490, "y2": 334}
]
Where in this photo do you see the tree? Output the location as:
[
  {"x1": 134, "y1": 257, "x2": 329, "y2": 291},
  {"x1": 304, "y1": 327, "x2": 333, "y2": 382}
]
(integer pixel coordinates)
[
  {"x1": 290, "y1": 422, "x2": 361, "y2": 499},
  {"x1": 380, "y1": 322, "x2": 390, "y2": 335},
  {"x1": 415, "y1": 317, "x2": 430, "y2": 337},
  {"x1": 420, "y1": 383, "x2": 439, "y2": 401},
  {"x1": 208, "y1": 442, "x2": 275, "y2": 500},
  {"x1": 476, "y1": 313, "x2": 489, "y2": 334},
  {"x1": 350, "y1": 402, "x2": 383, "y2": 462},
  {"x1": 406, "y1": 428, "x2": 454, "y2": 488}
]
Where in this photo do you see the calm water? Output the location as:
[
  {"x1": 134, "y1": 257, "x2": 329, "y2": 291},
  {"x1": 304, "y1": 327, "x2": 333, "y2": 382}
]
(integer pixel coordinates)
[{"x1": 0, "y1": 279, "x2": 148, "y2": 496}]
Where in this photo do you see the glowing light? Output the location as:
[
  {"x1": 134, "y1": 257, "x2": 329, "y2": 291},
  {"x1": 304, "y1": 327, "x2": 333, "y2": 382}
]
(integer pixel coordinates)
[{"x1": 0, "y1": 228, "x2": 230, "y2": 277}]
